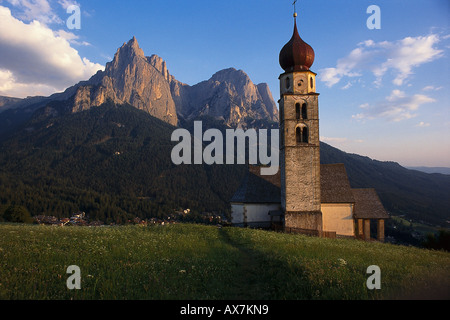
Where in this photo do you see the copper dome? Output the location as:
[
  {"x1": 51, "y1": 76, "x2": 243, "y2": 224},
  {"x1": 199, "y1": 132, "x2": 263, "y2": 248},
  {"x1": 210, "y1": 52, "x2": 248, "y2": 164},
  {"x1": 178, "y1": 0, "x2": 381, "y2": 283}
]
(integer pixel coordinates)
[{"x1": 279, "y1": 20, "x2": 315, "y2": 72}]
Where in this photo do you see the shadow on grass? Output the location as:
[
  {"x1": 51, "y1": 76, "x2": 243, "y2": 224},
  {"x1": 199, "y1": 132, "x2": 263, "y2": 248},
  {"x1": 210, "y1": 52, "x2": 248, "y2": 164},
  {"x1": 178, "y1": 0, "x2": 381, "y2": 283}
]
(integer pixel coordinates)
[{"x1": 217, "y1": 227, "x2": 316, "y2": 300}]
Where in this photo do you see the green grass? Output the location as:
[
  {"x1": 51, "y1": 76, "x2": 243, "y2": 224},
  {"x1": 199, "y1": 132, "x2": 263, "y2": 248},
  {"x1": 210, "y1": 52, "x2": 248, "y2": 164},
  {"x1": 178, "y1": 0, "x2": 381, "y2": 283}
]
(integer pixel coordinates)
[
  {"x1": 391, "y1": 215, "x2": 442, "y2": 235},
  {"x1": 0, "y1": 223, "x2": 449, "y2": 300}
]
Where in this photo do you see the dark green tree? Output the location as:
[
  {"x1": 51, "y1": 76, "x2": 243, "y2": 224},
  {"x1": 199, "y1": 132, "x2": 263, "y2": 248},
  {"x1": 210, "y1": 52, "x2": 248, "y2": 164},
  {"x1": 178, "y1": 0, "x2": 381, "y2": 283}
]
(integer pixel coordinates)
[
  {"x1": 3, "y1": 205, "x2": 33, "y2": 224},
  {"x1": 423, "y1": 230, "x2": 450, "y2": 252},
  {"x1": 0, "y1": 204, "x2": 7, "y2": 222}
]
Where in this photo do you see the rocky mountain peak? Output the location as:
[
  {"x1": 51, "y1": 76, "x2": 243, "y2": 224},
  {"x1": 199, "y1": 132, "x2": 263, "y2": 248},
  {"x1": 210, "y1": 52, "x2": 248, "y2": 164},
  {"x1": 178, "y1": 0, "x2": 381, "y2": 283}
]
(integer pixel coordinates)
[
  {"x1": 105, "y1": 36, "x2": 146, "y2": 76},
  {"x1": 210, "y1": 68, "x2": 249, "y2": 83},
  {"x1": 174, "y1": 67, "x2": 279, "y2": 127},
  {"x1": 70, "y1": 37, "x2": 178, "y2": 126},
  {"x1": 148, "y1": 54, "x2": 172, "y2": 82},
  {"x1": 121, "y1": 36, "x2": 145, "y2": 58}
]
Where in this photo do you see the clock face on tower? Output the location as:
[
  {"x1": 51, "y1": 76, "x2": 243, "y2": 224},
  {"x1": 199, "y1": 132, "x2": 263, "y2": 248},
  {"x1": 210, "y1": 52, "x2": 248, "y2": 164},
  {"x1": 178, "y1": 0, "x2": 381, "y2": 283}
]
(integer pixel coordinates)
[{"x1": 279, "y1": 72, "x2": 316, "y2": 96}]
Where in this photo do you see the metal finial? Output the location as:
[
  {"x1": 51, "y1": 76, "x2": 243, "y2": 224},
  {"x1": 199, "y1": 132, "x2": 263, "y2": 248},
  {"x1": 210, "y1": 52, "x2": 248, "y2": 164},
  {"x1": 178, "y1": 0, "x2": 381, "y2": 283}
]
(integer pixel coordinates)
[{"x1": 293, "y1": 0, "x2": 298, "y2": 18}]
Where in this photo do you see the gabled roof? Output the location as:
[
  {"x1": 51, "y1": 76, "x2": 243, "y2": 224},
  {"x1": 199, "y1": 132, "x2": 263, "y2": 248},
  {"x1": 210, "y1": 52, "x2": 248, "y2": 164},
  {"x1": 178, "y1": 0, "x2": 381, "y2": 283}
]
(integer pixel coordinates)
[
  {"x1": 230, "y1": 165, "x2": 281, "y2": 204},
  {"x1": 320, "y1": 164, "x2": 355, "y2": 204},
  {"x1": 352, "y1": 188, "x2": 390, "y2": 219}
]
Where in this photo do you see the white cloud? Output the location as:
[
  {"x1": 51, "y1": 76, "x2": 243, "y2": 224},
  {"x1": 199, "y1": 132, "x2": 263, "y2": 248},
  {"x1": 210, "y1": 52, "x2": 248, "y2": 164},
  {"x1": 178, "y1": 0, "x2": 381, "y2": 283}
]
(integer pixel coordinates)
[
  {"x1": 55, "y1": 29, "x2": 91, "y2": 46},
  {"x1": 319, "y1": 34, "x2": 444, "y2": 88},
  {"x1": 0, "y1": 6, "x2": 103, "y2": 98},
  {"x1": 320, "y1": 136, "x2": 365, "y2": 148},
  {"x1": 320, "y1": 137, "x2": 364, "y2": 144},
  {"x1": 4, "y1": 0, "x2": 62, "y2": 24},
  {"x1": 416, "y1": 121, "x2": 431, "y2": 127},
  {"x1": 321, "y1": 137, "x2": 348, "y2": 144},
  {"x1": 318, "y1": 47, "x2": 365, "y2": 87},
  {"x1": 57, "y1": 0, "x2": 79, "y2": 10},
  {"x1": 341, "y1": 82, "x2": 352, "y2": 90},
  {"x1": 0, "y1": 68, "x2": 58, "y2": 97},
  {"x1": 352, "y1": 90, "x2": 436, "y2": 122},
  {"x1": 422, "y1": 85, "x2": 443, "y2": 91}
]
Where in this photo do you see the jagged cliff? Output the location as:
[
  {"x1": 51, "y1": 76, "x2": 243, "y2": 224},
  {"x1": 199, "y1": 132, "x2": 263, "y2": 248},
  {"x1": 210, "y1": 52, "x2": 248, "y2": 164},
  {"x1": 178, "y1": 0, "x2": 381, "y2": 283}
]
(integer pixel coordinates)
[
  {"x1": 70, "y1": 37, "x2": 278, "y2": 128},
  {"x1": 0, "y1": 36, "x2": 279, "y2": 130},
  {"x1": 70, "y1": 37, "x2": 178, "y2": 126},
  {"x1": 172, "y1": 68, "x2": 279, "y2": 127}
]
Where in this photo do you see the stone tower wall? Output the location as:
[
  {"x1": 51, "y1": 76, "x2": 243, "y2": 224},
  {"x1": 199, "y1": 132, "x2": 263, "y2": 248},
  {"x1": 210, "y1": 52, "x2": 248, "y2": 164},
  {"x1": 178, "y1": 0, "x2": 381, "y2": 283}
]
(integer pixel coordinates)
[{"x1": 280, "y1": 71, "x2": 322, "y2": 232}]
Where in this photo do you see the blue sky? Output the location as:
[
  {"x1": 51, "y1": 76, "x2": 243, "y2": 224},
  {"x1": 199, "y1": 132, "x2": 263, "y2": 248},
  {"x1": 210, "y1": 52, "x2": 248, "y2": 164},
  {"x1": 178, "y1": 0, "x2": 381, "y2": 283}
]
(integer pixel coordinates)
[{"x1": 0, "y1": 0, "x2": 449, "y2": 167}]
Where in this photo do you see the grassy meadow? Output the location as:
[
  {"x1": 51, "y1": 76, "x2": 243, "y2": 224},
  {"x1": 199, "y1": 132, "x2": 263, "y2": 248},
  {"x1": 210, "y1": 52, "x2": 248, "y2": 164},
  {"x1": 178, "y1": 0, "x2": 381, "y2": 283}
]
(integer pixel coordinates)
[{"x1": 0, "y1": 223, "x2": 449, "y2": 300}]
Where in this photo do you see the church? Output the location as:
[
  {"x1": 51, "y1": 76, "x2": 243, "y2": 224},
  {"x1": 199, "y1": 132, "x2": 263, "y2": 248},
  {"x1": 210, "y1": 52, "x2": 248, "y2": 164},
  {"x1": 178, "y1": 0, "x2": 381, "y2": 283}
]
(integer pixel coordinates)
[{"x1": 230, "y1": 11, "x2": 389, "y2": 242}]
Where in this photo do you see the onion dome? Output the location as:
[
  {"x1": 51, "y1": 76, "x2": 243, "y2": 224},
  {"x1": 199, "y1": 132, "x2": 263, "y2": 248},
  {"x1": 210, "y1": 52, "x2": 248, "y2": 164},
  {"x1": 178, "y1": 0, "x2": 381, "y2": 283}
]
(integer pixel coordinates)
[{"x1": 279, "y1": 19, "x2": 315, "y2": 72}]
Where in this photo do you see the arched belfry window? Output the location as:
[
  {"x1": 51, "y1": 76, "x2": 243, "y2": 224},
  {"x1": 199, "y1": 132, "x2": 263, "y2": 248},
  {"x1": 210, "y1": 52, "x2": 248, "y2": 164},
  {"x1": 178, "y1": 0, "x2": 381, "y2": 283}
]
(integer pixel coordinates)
[
  {"x1": 296, "y1": 127, "x2": 302, "y2": 144},
  {"x1": 302, "y1": 103, "x2": 308, "y2": 120},
  {"x1": 296, "y1": 125, "x2": 309, "y2": 144},
  {"x1": 296, "y1": 102, "x2": 307, "y2": 120},
  {"x1": 302, "y1": 126, "x2": 309, "y2": 143}
]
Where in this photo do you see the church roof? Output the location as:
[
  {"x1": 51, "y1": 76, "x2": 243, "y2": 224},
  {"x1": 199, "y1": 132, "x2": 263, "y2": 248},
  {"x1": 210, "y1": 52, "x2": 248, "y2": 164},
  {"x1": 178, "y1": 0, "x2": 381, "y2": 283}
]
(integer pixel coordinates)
[
  {"x1": 230, "y1": 165, "x2": 388, "y2": 220},
  {"x1": 230, "y1": 165, "x2": 281, "y2": 204},
  {"x1": 320, "y1": 164, "x2": 355, "y2": 204},
  {"x1": 279, "y1": 19, "x2": 315, "y2": 72},
  {"x1": 352, "y1": 189, "x2": 390, "y2": 220}
]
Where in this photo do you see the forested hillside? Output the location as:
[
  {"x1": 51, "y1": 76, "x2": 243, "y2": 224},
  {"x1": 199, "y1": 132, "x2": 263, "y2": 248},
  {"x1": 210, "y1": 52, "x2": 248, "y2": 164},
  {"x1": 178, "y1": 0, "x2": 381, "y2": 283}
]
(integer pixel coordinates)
[
  {"x1": 0, "y1": 100, "x2": 448, "y2": 229},
  {"x1": 0, "y1": 101, "x2": 246, "y2": 224}
]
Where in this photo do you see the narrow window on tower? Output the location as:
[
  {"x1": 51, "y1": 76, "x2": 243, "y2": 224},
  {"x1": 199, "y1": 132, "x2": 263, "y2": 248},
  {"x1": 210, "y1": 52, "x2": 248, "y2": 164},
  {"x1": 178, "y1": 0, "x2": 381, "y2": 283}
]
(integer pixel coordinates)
[
  {"x1": 285, "y1": 77, "x2": 291, "y2": 90},
  {"x1": 302, "y1": 126, "x2": 309, "y2": 143},
  {"x1": 302, "y1": 103, "x2": 307, "y2": 120},
  {"x1": 296, "y1": 127, "x2": 302, "y2": 144},
  {"x1": 310, "y1": 77, "x2": 314, "y2": 89},
  {"x1": 295, "y1": 103, "x2": 301, "y2": 120}
]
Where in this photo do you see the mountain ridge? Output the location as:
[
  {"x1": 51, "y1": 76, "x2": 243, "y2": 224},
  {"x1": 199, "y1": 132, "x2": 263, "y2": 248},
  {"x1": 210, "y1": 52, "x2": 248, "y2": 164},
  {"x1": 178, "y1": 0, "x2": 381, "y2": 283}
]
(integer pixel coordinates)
[
  {"x1": 407, "y1": 166, "x2": 450, "y2": 175},
  {"x1": 0, "y1": 36, "x2": 279, "y2": 132}
]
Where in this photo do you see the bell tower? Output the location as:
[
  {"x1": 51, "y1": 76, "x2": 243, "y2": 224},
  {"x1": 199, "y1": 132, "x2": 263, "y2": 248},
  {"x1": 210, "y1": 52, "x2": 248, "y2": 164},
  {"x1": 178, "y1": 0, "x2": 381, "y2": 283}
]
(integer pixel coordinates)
[{"x1": 279, "y1": 9, "x2": 322, "y2": 232}]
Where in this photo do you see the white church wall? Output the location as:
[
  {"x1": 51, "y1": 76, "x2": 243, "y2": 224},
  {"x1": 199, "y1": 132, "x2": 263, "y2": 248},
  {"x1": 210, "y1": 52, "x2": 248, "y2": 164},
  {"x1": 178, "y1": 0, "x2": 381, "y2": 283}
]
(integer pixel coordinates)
[
  {"x1": 322, "y1": 203, "x2": 355, "y2": 237},
  {"x1": 231, "y1": 203, "x2": 280, "y2": 228},
  {"x1": 231, "y1": 204, "x2": 245, "y2": 225}
]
